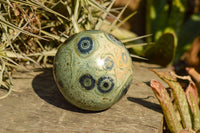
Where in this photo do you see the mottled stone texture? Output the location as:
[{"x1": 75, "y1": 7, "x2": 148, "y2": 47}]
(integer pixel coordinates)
[
  {"x1": 0, "y1": 62, "x2": 165, "y2": 133},
  {"x1": 54, "y1": 30, "x2": 133, "y2": 111}
]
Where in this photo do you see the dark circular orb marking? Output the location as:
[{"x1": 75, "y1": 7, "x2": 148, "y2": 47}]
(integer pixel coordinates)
[
  {"x1": 119, "y1": 84, "x2": 129, "y2": 100},
  {"x1": 104, "y1": 57, "x2": 114, "y2": 70},
  {"x1": 77, "y1": 37, "x2": 93, "y2": 54},
  {"x1": 97, "y1": 76, "x2": 114, "y2": 93},
  {"x1": 79, "y1": 74, "x2": 96, "y2": 90},
  {"x1": 115, "y1": 81, "x2": 131, "y2": 103},
  {"x1": 107, "y1": 33, "x2": 124, "y2": 46}
]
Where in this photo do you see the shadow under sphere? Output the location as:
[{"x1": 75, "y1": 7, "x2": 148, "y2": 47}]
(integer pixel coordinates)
[{"x1": 32, "y1": 68, "x2": 100, "y2": 113}]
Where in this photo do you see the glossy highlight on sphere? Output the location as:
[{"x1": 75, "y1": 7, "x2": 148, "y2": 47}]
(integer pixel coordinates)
[{"x1": 53, "y1": 30, "x2": 133, "y2": 111}]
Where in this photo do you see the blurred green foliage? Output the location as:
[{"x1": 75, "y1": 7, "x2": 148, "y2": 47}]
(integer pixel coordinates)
[{"x1": 129, "y1": 0, "x2": 200, "y2": 66}]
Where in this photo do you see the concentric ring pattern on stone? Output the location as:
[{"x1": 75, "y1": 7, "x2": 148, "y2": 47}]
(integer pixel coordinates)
[{"x1": 53, "y1": 30, "x2": 133, "y2": 111}]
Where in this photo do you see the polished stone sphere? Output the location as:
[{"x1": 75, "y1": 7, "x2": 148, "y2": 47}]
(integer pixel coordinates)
[{"x1": 53, "y1": 30, "x2": 133, "y2": 111}]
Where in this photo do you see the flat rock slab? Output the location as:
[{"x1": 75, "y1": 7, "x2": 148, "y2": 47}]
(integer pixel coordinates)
[{"x1": 0, "y1": 62, "x2": 167, "y2": 133}]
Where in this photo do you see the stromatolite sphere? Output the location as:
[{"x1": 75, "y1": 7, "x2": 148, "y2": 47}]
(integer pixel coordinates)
[{"x1": 53, "y1": 30, "x2": 133, "y2": 111}]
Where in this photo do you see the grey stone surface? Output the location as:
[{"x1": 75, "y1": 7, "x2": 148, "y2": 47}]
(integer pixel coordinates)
[{"x1": 0, "y1": 62, "x2": 167, "y2": 133}]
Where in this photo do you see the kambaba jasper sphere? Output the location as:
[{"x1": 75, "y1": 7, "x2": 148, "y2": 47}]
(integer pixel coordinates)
[{"x1": 53, "y1": 30, "x2": 133, "y2": 111}]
